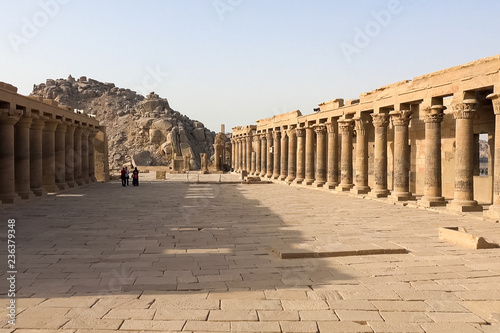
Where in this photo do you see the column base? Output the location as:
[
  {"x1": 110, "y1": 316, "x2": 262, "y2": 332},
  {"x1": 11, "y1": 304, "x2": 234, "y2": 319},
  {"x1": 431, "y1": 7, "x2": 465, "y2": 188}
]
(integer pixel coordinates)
[
  {"x1": 43, "y1": 185, "x2": 59, "y2": 193},
  {"x1": 279, "y1": 175, "x2": 288, "y2": 181},
  {"x1": 83, "y1": 178, "x2": 91, "y2": 184},
  {"x1": 325, "y1": 182, "x2": 338, "y2": 190},
  {"x1": 447, "y1": 200, "x2": 483, "y2": 213},
  {"x1": 17, "y1": 191, "x2": 35, "y2": 200},
  {"x1": 31, "y1": 188, "x2": 47, "y2": 197},
  {"x1": 351, "y1": 186, "x2": 370, "y2": 195},
  {"x1": 285, "y1": 176, "x2": 296, "y2": 183},
  {"x1": 259, "y1": 172, "x2": 267, "y2": 178},
  {"x1": 484, "y1": 204, "x2": 500, "y2": 221},
  {"x1": 389, "y1": 192, "x2": 416, "y2": 202},
  {"x1": 0, "y1": 193, "x2": 21, "y2": 204},
  {"x1": 418, "y1": 196, "x2": 447, "y2": 207},
  {"x1": 304, "y1": 178, "x2": 315, "y2": 186},
  {"x1": 312, "y1": 180, "x2": 326, "y2": 188},
  {"x1": 368, "y1": 189, "x2": 390, "y2": 198},
  {"x1": 266, "y1": 172, "x2": 273, "y2": 179},
  {"x1": 66, "y1": 180, "x2": 78, "y2": 188},
  {"x1": 57, "y1": 182, "x2": 68, "y2": 190},
  {"x1": 272, "y1": 174, "x2": 280, "y2": 180},
  {"x1": 336, "y1": 183, "x2": 354, "y2": 192},
  {"x1": 91, "y1": 176, "x2": 97, "y2": 182},
  {"x1": 293, "y1": 177, "x2": 304, "y2": 185}
]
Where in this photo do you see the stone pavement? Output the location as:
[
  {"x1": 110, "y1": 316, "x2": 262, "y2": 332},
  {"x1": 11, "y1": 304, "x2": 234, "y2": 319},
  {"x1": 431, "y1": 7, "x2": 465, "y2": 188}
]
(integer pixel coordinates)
[{"x1": 1, "y1": 176, "x2": 500, "y2": 333}]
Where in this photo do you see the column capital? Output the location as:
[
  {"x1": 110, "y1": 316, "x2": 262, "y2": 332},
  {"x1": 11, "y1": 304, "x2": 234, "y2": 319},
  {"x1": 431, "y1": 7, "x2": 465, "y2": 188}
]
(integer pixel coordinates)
[
  {"x1": 371, "y1": 113, "x2": 390, "y2": 128},
  {"x1": 326, "y1": 121, "x2": 337, "y2": 134},
  {"x1": 296, "y1": 128, "x2": 306, "y2": 137},
  {"x1": 389, "y1": 109, "x2": 413, "y2": 126},
  {"x1": 423, "y1": 105, "x2": 446, "y2": 123},
  {"x1": 452, "y1": 99, "x2": 477, "y2": 119},
  {"x1": 43, "y1": 118, "x2": 60, "y2": 132},
  {"x1": 273, "y1": 130, "x2": 281, "y2": 140},
  {"x1": 313, "y1": 124, "x2": 327, "y2": 135},
  {"x1": 56, "y1": 122, "x2": 68, "y2": 133},
  {"x1": 15, "y1": 115, "x2": 33, "y2": 128},
  {"x1": 287, "y1": 128, "x2": 296, "y2": 137},
  {"x1": 353, "y1": 116, "x2": 370, "y2": 131},
  {"x1": 487, "y1": 93, "x2": 500, "y2": 115},
  {"x1": 338, "y1": 119, "x2": 354, "y2": 133},
  {"x1": 253, "y1": 135, "x2": 260, "y2": 142}
]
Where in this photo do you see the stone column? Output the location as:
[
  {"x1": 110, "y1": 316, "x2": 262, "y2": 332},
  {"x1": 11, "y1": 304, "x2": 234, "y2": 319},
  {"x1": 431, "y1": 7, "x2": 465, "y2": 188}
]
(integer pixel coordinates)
[
  {"x1": 239, "y1": 138, "x2": 244, "y2": 172},
  {"x1": 336, "y1": 119, "x2": 354, "y2": 191},
  {"x1": 234, "y1": 138, "x2": 239, "y2": 172},
  {"x1": 486, "y1": 94, "x2": 500, "y2": 219},
  {"x1": 55, "y1": 122, "x2": 68, "y2": 190},
  {"x1": 14, "y1": 115, "x2": 34, "y2": 199},
  {"x1": 418, "y1": 105, "x2": 447, "y2": 207},
  {"x1": 89, "y1": 130, "x2": 97, "y2": 182},
  {"x1": 65, "y1": 124, "x2": 77, "y2": 188},
  {"x1": 389, "y1": 109, "x2": 415, "y2": 201},
  {"x1": 351, "y1": 116, "x2": 370, "y2": 194},
  {"x1": 30, "y1": 117, "x2": 47, "y2": 196},
  {"x1": 369, "y1": 113, "x2": 390, "y2": 198},
  {"x1": 294, "y1": 128, "x2": 306, "y2": 184},
  {"x1": 326, "y1": 120, "x2": 339, "y2": 189},
  {"x1": 214, "y1": 142, "x2": 223, "y2": 172},
  {"x1": 272, "y1": 130, "x2": 281, "y2": 179},
  {"x1": 304, "y1": 126, "x2": 315, "y2": 185},
  {"x1": 260, "y1": 134, "x2": 267, "y2": 177},
  {"x1": 42, "y1": 119, "x2": 60, "y2": 193},
  {"x1": 313, "y1": 124, "x2": 327, "y2": 187},
  {"x1": 246, "y1": 133, "x2": 252, "y2": 173},
  {"x1": 231, "y1": 139, "x2": 236, "y2": 171},
  {"x1": 81, "y1": 128, "x2": 90, "y2": 184},
  {"x1": 447, "y1": 99, "x2": 482, "y2": 212},
  {"x1": 0, "y1": 111, "x2": 21, "y2": 203},
  {"x1": 74, "y1": 126, "x2": 83, "y2": 185},
  {"x1": 279, "y1": 130, "x2": 288, "y2": 181},
  {"x1": 266, "y1": 131, "x2": 274, "y2": 178},
  {"x1": 254, "y1": 135, "x2": 261, "y2": 176},
  {"x1": 286, "y1": 128, "x2": 297, "y2": 183}
]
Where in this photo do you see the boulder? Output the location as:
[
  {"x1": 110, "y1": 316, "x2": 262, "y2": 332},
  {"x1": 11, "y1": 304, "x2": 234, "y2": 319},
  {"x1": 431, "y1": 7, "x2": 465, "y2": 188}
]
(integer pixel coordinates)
[{"x1": 132, "y1": 151, "x2": 153, "y2": 166}]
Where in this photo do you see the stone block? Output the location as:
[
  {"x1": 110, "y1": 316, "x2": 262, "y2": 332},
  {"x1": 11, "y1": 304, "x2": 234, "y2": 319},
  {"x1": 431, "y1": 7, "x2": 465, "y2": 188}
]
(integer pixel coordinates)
[{"x1": 438, "y1": 227, "x2": 500, "y2": 249}]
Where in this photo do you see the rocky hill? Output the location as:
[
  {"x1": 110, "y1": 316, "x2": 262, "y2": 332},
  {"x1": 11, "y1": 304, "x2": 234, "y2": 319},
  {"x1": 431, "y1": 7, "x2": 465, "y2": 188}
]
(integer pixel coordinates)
[{"x1": 31, "y1": 76, "x2": 216, "y2": 171}]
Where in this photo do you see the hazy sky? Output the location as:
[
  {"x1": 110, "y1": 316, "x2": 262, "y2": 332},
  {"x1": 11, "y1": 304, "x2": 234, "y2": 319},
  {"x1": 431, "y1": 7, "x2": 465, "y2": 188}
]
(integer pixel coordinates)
[{"x1": 1, "y1": 0, "x2": 499, "y2": 132}]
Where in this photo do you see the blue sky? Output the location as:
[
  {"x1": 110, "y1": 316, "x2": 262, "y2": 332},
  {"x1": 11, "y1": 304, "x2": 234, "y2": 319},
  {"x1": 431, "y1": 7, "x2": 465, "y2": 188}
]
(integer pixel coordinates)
[{"x1": 1, "y1": 0, "x2": 499, "y2": 132}]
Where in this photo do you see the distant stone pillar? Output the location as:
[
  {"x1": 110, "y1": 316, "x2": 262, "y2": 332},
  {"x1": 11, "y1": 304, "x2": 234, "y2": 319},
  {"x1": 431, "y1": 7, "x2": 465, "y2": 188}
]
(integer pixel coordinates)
[
  {"x1": 272, "y1": 131, "x2": 281, "y2": 179},
  {"x1": 369, "y1": 113, "x2": 390, "y2": 198},
  {"x1": 279, "y1": 130, "x2": 288, "y2": 181},
  {"x1": 0, "y1": 111, "x2": 21, "y2": 203},
  {"x1": 65, "y1": 124, "x2": 77, "y2": 188},
  {"x1": 89, "y1": 130, "x2": 97, "y2": 182},
  {"x1": 313, "y1": 124, "x2": 327, "y2": 187},
  {"x1": 231, "y1": 139, "x2": 236, "y2": 171},
  {"x1": 351, "y1": 116, "x2": 370, "y2": 194},
  {"x1": 74, "y1": 126, "x2": 83, "y2": 185},
  {"x1": 447, "y1": 99, "x2": 482, "y2": 212},
  {"x1": 30, "y1": 117, "x2": 47, "y2": 196},
  {"x1": 81, "y1": 128, "x2": 90, "y2": 184},
  {"x1": 486, "y1": 94, "x2": 500, "y2": 219},
  {"x1": 389, "y1": 109, "x2": 415, "y2": 201},
  {"x1": 286, "y1": 128, "x2": 297, "y2": 183},
  {"x1": 260, "y1": 134, "x2": 267, "y2": 177},
  {"x1": 42, "y1": 119, "x2": 60, "y2": 193},
  {"x1": 214, "y1": 142, "x2": 223, "y2": 171},
  {"x1": 55, "y1": 122, "x2": 68, "y2": 190},
  {"x1": 246, "y1": 133, "x2": 252, "y2": 173},
  {"x1": 304, "y1": 126, "x2": 315, "y2": 185},
  {"x1": 255, "y1": 135, "x2": 261, "y2": 176},
  {"x1": 326, "y1": 120, "x2": 339, "y2": 189},
  {"x1": 266, "y1": 131, "x2": 274, "y2": 178},
  {"x1": 418, "y1": 105, "x2": 446, "y2": 207},
  {"x1": 336, "y1": 119, "x2": 354, "y2": 191},
  {"x1": 294, "y1": 128, "x2": 306, "y2": 184},
  {"x1": 14, "y1": 115, "x2": 34, "y2": 199}
]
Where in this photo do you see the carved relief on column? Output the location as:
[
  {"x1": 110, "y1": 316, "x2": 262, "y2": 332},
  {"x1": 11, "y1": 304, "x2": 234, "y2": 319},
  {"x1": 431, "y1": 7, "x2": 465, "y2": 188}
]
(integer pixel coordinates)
[
  {"x1": 279, "y1": 129, "x2": 288, "y2": 181},
  {"x1": 389, "y1": 109, "x2": 415, "y2": 201},
  {"x1": 260, "y1": 134, "x2": 267, "y2": 177},
  {"x1": 30, "y1": 117, "x2": 47, "y2": 196},
  {"x1": 89, "y1": 129, "x2": 98, "y2": 182},
  {"x1": 81, "y1": 127, "x2": 90, "y2": 184},
  {"x1": 312, "y1": 124, "x2": 327, "y2": 187},
  {"x1": 351, "y1": 115, "x2": 370, "y2": 194},
  {"x1": 246, "y1": 133, "x2": 253, "y2": 173},
  {"x1": 447, "y1": 99, "x2": 482, "y2": 212},
  {"x1": 74, "y1": 126, "x2": 83, "y2": 185},
  {"x1": 231, "y1": 139, "x2": 236, "y2": 171},
  {"x1": 55, "y1": 122, "x2": 68, "y2": 190},
  {"x1": 485, "y1": 93, "x2": 500, "y2": 219},
  {"x1": 65, "y1": 124, "x2": 77, "y2": 188},
  {"x1": 325, "y1": 120, "x2": 339, "y2": 189},
  {"x1": 294, "y1": 128, "x2": 306, "y2": 184},
  {"x1": 42, "y1": 119, "x2": 60, "y2": 193},
  {"x1": 272, "y1": 130, "x2": 281, "y2": 179},
  {"x1": 304, "y1": 126, "x2": 315, "y2": 185},
  {"x1": 418, "y1": 105, "x2": 446, "y2": 207},
  {"x1": 368, "y1": 112, "x2": 390, "y2": 197},
  {"x1": 14, "y1": 115, "x2": 34, "y2": 199},
  {"x1": 254, "y1": 134, "x2": 261, "y2": 176},
  {"x1": 237, "y1": 138, "x2": 243, "y2": 172},
  {"x1": 336, "y1": 119, "x2": 354, "y2": 191},
  {"x1": 0, "y1": 110, "x2": 22, "y2": 203},
  {"x1": 266, "y1": 131, "x2": 274, "y2": 178},
  {"x1": 286, "y1": 127, "x2": 297, "y2": 183}
]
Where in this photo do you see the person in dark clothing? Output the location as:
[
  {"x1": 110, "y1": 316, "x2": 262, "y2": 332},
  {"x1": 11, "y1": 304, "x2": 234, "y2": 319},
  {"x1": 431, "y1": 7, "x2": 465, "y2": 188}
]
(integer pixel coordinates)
[
  {"x1": 132, "y1": 167, "x2": 139, "y2": 186},
  {"x1": 120, "y1": 167, "x2": 126, "y2": 186}
]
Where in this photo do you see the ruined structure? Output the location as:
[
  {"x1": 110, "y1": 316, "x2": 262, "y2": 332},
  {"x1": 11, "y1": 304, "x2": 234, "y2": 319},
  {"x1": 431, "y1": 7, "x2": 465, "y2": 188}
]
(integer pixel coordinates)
[
  {"x1": 232, "y1": 55, "x2": 500, "y2": 218},
  {"x1": 0, "y1": 82, "x2": 108, "y2": 204}
]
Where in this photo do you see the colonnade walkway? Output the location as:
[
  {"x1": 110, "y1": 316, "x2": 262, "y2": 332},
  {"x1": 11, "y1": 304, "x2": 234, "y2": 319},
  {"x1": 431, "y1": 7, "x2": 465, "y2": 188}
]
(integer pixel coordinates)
[{"x1": 1, "y1": 179, "x2": 500, "y2": 332}]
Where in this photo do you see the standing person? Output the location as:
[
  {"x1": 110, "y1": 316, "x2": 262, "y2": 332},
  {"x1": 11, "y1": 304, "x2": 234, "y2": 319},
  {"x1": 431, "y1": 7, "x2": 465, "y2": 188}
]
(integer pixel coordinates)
[
  {"x1": 121, "y1": 167, "x2": 126, "y2": 187},
  {"x1": 132, "y1": 167, "x2": 139, "y2": 186},
  {"x1": 125, "y1": 166, "x2": 130, "y2": 186}
]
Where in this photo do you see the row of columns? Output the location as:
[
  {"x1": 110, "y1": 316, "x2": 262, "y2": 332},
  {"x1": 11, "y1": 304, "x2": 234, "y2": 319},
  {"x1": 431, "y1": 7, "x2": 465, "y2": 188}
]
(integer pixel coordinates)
[
  {"x1": 0, "y1": 109, "x2": 98, "y2": 204},
  {"x1": 232, "y1": 97, "x2": 496, "y2": 213}
]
